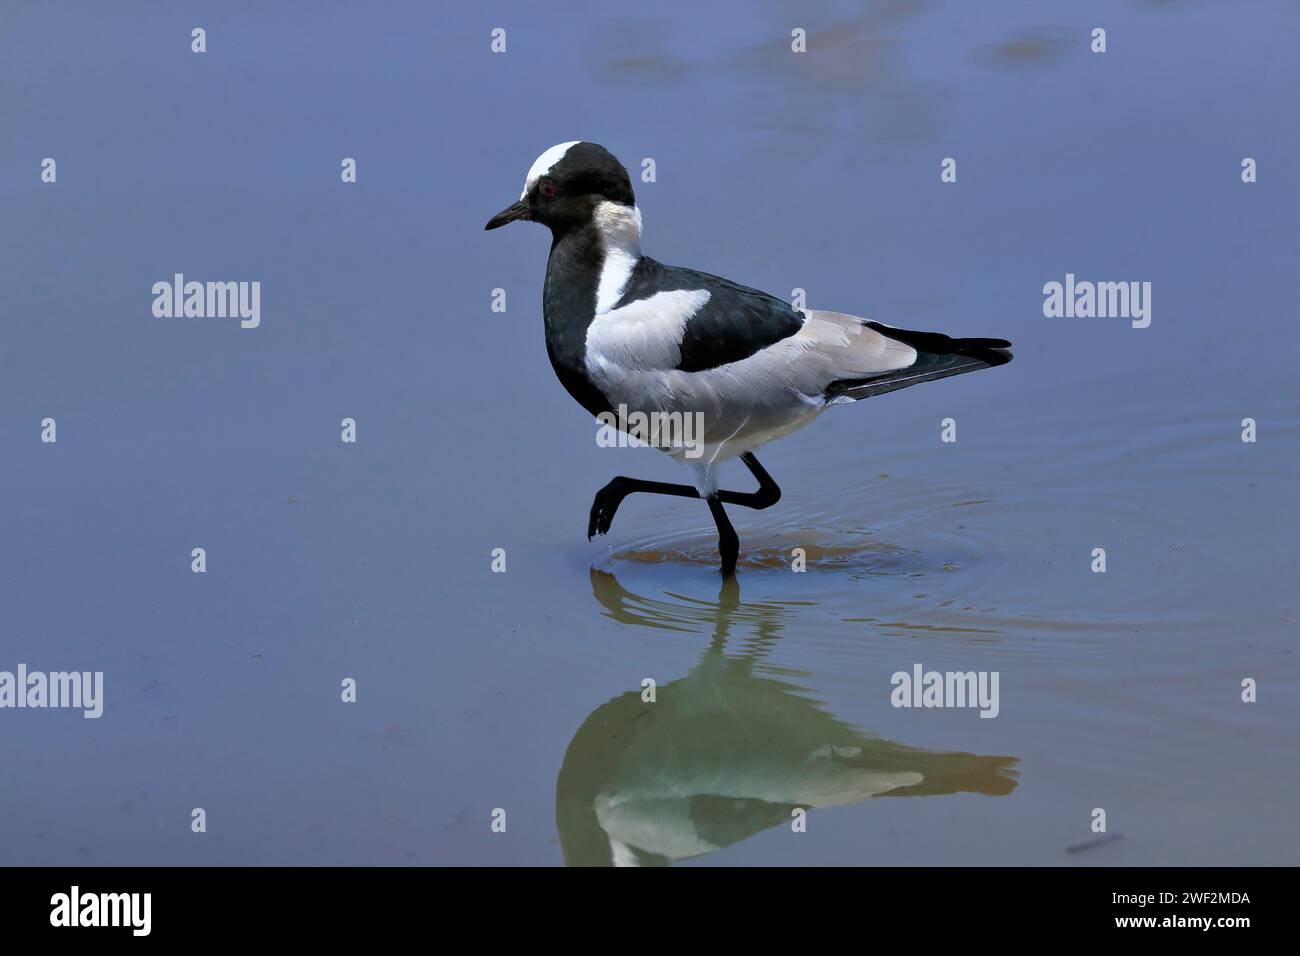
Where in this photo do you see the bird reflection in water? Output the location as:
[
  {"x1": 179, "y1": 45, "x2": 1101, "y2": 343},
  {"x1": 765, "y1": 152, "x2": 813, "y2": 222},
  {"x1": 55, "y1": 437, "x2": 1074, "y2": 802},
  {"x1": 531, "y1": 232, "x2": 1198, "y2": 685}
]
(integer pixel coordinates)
[{"x1": 556, "y1": 569, "x2": 1018, "y2": 866}]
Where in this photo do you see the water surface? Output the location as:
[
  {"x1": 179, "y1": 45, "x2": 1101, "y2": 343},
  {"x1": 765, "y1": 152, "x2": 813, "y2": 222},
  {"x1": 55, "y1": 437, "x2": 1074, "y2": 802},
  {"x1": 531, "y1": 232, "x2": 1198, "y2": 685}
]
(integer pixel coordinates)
[{"x1": 2, "y1": 0, "x2": 1297, "y2": 865}]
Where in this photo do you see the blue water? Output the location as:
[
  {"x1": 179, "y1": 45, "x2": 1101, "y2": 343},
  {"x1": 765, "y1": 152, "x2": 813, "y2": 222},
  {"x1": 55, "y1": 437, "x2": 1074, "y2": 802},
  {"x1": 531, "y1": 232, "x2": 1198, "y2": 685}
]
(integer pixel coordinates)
[{"x1": 2, "y1": 0, "x2": 1297, "y2": 865}]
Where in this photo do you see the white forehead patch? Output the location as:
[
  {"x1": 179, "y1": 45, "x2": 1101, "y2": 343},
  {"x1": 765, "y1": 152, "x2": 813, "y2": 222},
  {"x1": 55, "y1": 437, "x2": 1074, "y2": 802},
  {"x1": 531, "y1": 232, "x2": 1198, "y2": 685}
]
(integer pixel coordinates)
[{"x1": 521, "y1": 141, "x2": 581, "y2": 199}]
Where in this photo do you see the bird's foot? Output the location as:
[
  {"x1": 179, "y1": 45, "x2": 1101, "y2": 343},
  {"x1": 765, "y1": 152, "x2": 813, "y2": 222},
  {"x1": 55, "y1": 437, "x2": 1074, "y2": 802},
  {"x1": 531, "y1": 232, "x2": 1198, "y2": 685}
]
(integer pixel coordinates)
[{"x1": 587, "y1": 478, "x2": 629, "y2": 540}]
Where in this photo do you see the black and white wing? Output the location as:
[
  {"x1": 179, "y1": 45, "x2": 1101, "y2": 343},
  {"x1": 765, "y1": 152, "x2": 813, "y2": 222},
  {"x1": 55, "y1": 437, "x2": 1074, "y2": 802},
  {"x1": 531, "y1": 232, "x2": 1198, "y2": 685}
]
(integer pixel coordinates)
[
  {"x1": 580, "y1": 257, "x2": 1012, "y2": 466},
  {"x1": 587, "y1": 256, "x2": 1010, "y2": 393}
]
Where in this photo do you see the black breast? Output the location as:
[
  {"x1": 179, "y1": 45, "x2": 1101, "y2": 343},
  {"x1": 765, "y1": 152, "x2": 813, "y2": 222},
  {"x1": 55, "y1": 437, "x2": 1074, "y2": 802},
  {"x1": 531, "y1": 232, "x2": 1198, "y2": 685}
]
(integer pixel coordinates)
[{"x1": 542, "y1": 226, "x2": 613, "y2": 418}]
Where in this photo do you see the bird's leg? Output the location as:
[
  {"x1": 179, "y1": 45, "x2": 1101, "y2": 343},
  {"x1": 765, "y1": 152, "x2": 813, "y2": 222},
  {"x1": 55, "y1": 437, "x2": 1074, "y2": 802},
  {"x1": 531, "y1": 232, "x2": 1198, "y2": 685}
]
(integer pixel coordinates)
[
  {"x1": 707, "y1": 495, "x2": 740, "y2": 577},
  {"x1": 587, "y1": 476, "x2": 700, "y2": 539},
  {"x1": 586, "y1": 452, "x2": 782, "y2": 539},
  {"x1": 729, "y1": 452, "x2": 782, "y2": 509}
]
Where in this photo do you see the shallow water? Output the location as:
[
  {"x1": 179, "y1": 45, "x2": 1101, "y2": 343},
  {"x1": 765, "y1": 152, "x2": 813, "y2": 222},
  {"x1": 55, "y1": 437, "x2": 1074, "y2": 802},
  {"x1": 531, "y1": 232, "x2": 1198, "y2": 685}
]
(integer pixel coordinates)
[{"x1": 2, "y1": 2, "x2": 1297, "y2": 865}]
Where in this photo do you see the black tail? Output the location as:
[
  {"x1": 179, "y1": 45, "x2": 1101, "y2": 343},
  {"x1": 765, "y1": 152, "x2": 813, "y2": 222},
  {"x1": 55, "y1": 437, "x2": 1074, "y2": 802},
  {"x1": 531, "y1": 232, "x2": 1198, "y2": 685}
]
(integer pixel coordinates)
[{"x1": 825, "y1": 321, "x2": 1013, "y2": 402}]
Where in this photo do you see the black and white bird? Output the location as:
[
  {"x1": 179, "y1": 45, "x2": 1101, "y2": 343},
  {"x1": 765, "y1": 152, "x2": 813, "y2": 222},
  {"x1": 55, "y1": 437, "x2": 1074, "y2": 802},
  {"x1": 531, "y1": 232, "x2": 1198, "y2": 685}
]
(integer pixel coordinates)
[{"x1": 485, "y1": 142, "x2": 1012, "y2": 576}]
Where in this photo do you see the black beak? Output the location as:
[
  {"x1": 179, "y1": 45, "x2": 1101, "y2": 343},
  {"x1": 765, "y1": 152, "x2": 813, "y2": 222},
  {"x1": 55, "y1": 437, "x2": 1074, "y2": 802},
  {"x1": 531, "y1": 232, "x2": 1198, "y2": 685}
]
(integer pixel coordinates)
[{"x1": 485, "y1": 200, "x2": 530, "y2": 230}]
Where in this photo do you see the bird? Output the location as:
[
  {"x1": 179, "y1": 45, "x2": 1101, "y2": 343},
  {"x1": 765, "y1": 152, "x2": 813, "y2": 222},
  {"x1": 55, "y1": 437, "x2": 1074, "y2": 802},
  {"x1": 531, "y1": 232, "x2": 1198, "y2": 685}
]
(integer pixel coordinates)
[
  {"x1": 485, "y1": 141, "x2": 1012, "y2": 576},
  {"x1": 556, "y1": 570, "x2": 1018, "y2": 866}
]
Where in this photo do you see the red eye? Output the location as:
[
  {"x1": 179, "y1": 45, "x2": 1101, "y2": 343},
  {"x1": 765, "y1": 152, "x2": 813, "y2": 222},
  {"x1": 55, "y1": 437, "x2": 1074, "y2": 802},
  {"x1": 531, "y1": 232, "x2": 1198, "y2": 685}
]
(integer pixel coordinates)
[{"x1": 539, "y1": 180, "x2": 558, "y2": 199}]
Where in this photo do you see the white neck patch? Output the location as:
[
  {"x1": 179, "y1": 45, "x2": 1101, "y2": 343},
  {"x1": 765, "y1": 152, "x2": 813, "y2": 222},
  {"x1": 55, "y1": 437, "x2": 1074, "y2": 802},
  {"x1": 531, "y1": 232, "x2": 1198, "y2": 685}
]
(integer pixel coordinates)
[
  {"x1": 593, "y1": 201, "x2": 642, "y2": 314},
  {"x1": 521, "y1": 140, "x2": 580, "y2": 199}
]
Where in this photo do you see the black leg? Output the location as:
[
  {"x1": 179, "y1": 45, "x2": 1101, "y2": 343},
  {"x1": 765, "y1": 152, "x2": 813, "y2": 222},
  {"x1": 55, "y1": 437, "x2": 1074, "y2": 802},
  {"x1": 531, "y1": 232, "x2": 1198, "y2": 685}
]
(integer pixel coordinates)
[
  {"x1": 587, "y1": 476, "x2": 699, "y2": 539},
  {"x1": 587, "y1": 452, "x2": 783, "y2": 538},
  {"x1": 586, "y1": 452, "x2": 782, "y2": 575},
  {"x1": 707, "y1": 495, "x2": 740, "y2": 577},
  {"x1": 729, "y1": 452, "x2": 782, "y2": 510}
]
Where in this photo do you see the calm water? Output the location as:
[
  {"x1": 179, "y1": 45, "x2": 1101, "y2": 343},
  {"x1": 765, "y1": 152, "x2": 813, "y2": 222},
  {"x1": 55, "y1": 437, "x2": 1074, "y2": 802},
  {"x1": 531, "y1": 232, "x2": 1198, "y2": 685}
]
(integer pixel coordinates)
[{"x1": 2, "y1": 1, "x2": 1297, "y2": 865}]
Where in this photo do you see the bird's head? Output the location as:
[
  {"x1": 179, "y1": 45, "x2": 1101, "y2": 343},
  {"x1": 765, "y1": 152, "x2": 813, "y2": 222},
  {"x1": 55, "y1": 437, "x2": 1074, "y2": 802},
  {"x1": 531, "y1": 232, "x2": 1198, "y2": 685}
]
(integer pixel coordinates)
[{"x1": 485, "y1": 141, "x2": 636, "y2": 237}]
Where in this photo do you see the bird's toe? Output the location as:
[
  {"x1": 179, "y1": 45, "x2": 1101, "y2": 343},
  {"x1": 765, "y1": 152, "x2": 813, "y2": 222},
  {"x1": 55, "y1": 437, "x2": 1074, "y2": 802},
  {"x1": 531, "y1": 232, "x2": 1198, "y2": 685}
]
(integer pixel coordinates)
[{"x1": 587, "y1": 483, "x2": 627, "y2": 539}]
